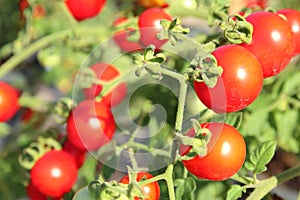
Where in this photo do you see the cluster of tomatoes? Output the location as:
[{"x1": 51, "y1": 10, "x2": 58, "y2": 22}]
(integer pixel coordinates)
[
  {"x1": 186, "y1": 8, "x2": 300, "y2": 181},
  {"x1": 12, "y1": 0, "x2": 300, "y2": 199}
]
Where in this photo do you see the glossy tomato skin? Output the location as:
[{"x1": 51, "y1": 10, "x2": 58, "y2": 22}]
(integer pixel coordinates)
[
  {"x1": 66, "y1": 0, "x2": 106, "y2": 21},
  {"x1": 240, "y1": 11, "x2": 295, "y2": 78},
  {"x1": 277, "y1": 8, "x2": 300, "y2": 54},
  {"x1": 138, "y1": 8, "x2": 172, "y2": 48},
  {"x1": 26, "y1": 181, "x2": 48, "y2": 200},
  {"x1": 63, "y1": 140, "x2": 86, "y2": 168},
  {"x1": 194, "y1": 44, "x2": 263, "y2": 113},
  {"x1": 30, "y1": 150, "x2": 78, "y2": 198},
  {"x1": 113, "y1": 18, "x2": 144, "y2": 52},
  {"x1": 181, "y1": 123, "x2": 246, "y2": 181},
  {"x1": 120, "y1": 172, "x2": 160, "y2": 200},
  {"x1": 0, "y1": 82, "x2": 20, "y2": 122},
  {"x1": 67, "y1": 99, "x2": 116, "y2": 151},
  {"x1": 83, "y1": 62, "x2": 119, "y2": 99}
]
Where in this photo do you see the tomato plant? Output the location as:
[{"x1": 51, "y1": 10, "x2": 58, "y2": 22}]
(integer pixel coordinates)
[
  {"x1": 181, "y1": 123, "x2": 246, "y2": 181},
  {"x1": 1, "y1": 0, "x2": 300, "y2": 200},
  {"x1": 277, "y1": 8, "x2": 300, "y2": 54},
  {"x1": 65, "y1": 0, "x2": 106, "y2": 21},
  {"x1": 66, "y1": 99, "x2": 116, "y2": 151},
  {"x1": 0, "y1": 82, "x2": 20, "y2": 122},
  {"x1": 119, "y1": 172, "x2": 160, "y2": 200},
  {"x1": 194, "y1": 44, "x2": 263, "y2": 113},
  {"x1": 240, "y1": 11, "x2": 296, "y2": 78},
  {"x1": 138, "y1": 8, "x2": 172, "y2": 48},
  {"x1": 30, "y1": 150, "x2": 78, "y2": 198}
]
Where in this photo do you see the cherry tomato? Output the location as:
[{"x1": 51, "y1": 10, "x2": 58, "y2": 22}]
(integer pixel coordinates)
[
  {"x1": 137, "y1": 0, "x2": 168, "y2": 8},
  {"x1": 113, "y1": 18, "x2": 144, "y2": 52},
  {"x1": 101, "y1": 82, "x2": 127, "y2": 107},
  {"x1": 63, "y1": 140, "x2": 86, "y2": 168},
  {"x1": 138, "y1": 8, "x2": 172, "y2": 48},
  {"x1": 67, "y1": 99, "x2": 116, "y2": 151},
  {"x1": 30, "y1": 150, "x2": 78, "y2": 198},
  {"x1": 83, "y1": 62, "x2": 119, "y2": 99},
  {"x1": 181, "y1": 122, "x2": 246, "y2": 181},
  {"x1": 240, "y1": 11, "x2": 295, "y2": 78},
  {"x1": 194, "y1": 44, "x2": 263, "y2": 113},
  {"x1": 229, "y1": 0, "x2": 267, "y2": 13},
  {"x1": 26, "y1": 181, "x2": 47, "y2": 200},
  {"x1": 277, "y1": 8, "x2": 300, "y2": 54},
  {"x1": 119, "y1": 172, "x2": 160, "y2": 200},
  {"x1": 0, "y1": 82, "x2": 20, "y2": 122},
  {"x1": 65, "y1": 0, "x2": 106, "y2": 21}
]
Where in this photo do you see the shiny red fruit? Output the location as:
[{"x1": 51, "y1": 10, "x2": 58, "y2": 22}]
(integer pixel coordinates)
[
  {"x1": 240, "y1": 11, "x2": 295, "y2": 78},
  {"x1": 181, "y1": 123, "x2": 246, "y2": 181},
  {"x1": 67, "y1": 99, "x2": 116, "y2": 151},
  {"x1": 194, "y1": 44, "x2": 263, "y2": 113},
  {"x1": 138, "y1": 8, "x2": 172, "y2": 48},
  {"x1": 30, "y1": 150, "x2": 78, "y2": 198},
  {"x1": 277, "y1": 8, "x2": 300, "y2": 54}
]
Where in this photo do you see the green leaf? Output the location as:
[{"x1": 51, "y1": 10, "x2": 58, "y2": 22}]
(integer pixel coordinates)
[
  {"x1": 244, "y1": 141, "x2": 277, "y2": 174},
  {"x1": 174, "y1": 178, "x2": 196, "y2": 200},
  {"x1": 226, "y1": 185, "x2": 244, "y2": 200}
]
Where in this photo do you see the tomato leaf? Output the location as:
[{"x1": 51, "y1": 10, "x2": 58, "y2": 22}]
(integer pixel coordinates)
[
  {"x1": 174, "y1": 177, "x2": 196, "y2": 200},
  {"x1": 244, "y1": 140, "x2": 276, "y2": 174},
  {"x1": 226, "y1": 185, "x2": 245, "y2": 200}
]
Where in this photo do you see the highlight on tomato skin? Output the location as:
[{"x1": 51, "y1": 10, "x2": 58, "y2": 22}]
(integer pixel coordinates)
[
  {"x1": 277, "y1": 8, "x2": 300, "y2": 55},
  {"x1": 180, "y1": 122, "x2": 246, "y2": 181},
  {"x1": 194, "y1": 44, "x2": 264, "y2": 113},
  {"x1": 138, "y1": 8, "x2": 172, "y2": 49},
  {"x1": 66, "y1": 99, "x2": 116, "y2": 151},
  {"x1": 30, "y1": 150, "x2": 78, "y2": 198},
  {"x1": 240, "y1": 11, "x2": 296, "y2": 78},
  {"x1": 119, "y1": 172, "x2": 160, "y2": 200}
]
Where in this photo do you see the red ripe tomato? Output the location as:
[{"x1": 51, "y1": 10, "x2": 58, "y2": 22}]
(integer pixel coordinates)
[
  {"x1": 30, "y1": 150, "x2": 78, "y2": 198},
  {"x1": 181, "y1": 122, "x2": 246, "y2": 181},
  {"x1": 137, "y1": 0, "x2": 168, "y2": 8},
  {"x1": 83, "y1": 62, "x2": 120, "y2": 99},
  {"x1": 138, "y1": 8, "x2": 172, "y2": 48},
  {"x1": 101, "y1": 82, "x2": 127, "y2": 107},
  {"x1": 240, "y1": 11, "x2": 295, "y2": 78},
  {"x1": 67, "y1": 99, "x2": 116, "y2": 151},
  {"x1": 0, "y1": 82, "x2": 20, "y2": 122},
  {"x1": 65, "y1": 0, "x2": 106, "y2": 21},
  {"x1": 113, "y1": 18, "x2": 144, "y2": 52},
  {"x1": 119, "y1": 172, "x2": 160, "y2": 200},
  {"x1": 194, "y1": 44, "x2": 263, "y2": 113},
  {"x1": 63, "y1": 140, "x2": 86, "y2": 168},
  {"x1": 26, "y1": 181, "x2": 48, "y2": 200},
  {"x1": 277, "y1": 9, "x2": 300, "y2": 55}
]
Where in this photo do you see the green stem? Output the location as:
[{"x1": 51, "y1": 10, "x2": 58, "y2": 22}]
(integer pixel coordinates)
[
  {"x1": 0, "y1": 30, "x2": 71, "y2": 78},
  {"x1": 164, "y1": 164, "x2": 176, "y2": 200},
  {"x1": 276, "y1": 164, "x2": 300, "y2": 185}
]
